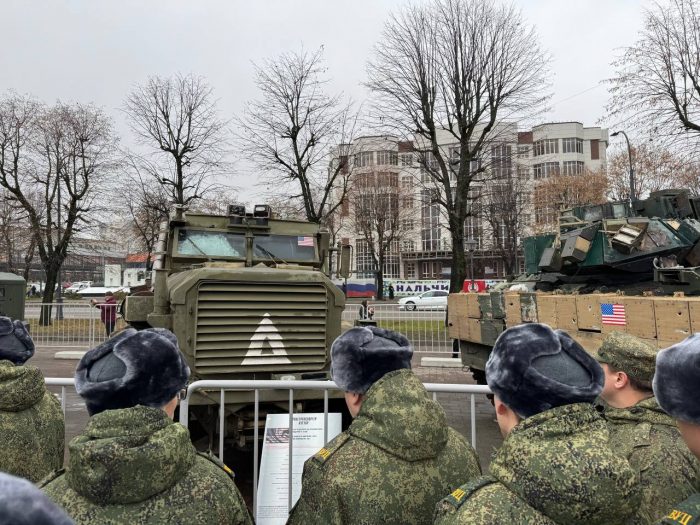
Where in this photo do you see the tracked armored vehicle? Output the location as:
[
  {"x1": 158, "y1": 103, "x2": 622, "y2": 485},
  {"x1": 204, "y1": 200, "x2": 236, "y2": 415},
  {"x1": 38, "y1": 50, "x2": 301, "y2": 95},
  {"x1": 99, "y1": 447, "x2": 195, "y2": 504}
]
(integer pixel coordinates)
[
  {"x1": 123, "y1": 204, "x2": 349, "y2": 446},
  {"x1": 448, "y1": 189, "x2": 700, "y2": 382}
]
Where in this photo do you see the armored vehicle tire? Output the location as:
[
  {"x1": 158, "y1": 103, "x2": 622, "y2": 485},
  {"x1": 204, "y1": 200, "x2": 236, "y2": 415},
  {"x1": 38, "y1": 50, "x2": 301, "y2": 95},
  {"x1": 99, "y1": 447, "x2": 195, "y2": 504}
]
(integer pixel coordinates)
[{"x1": 405, "y1": 301, "x2": 416, "y2": 311}]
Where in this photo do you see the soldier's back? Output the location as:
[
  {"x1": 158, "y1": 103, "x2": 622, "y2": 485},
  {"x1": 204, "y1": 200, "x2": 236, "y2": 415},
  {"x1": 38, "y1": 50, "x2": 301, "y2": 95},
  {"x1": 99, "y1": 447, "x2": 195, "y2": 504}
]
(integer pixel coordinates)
[
  {"x1": 43, "y1": 454, "x2": 251, "y2": 525},
  {"x1": 0, "y1": 361, "x2": 64, "y2": 482}
]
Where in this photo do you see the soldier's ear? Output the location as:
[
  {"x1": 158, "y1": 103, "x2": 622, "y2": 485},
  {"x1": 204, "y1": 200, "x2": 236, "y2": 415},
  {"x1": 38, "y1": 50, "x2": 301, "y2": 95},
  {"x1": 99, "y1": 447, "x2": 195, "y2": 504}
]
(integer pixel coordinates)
[{"x1": 615, "y1": 371, "x2": 629, "y2": 389}]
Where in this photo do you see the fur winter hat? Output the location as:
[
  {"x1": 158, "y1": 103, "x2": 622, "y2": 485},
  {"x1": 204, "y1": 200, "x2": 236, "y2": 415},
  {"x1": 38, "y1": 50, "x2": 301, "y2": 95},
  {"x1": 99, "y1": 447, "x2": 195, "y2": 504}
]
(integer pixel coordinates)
[
  {"x1": 653, "y1": 334, "x2": 700, "y2": 425},
  {"x1": 0, "y1": 472, "x2": 74, "y2": 525},
  {"x1": 0, "y1": 316, "x2": 34, "y2": 365},
  {"x1": 76, "y1": 328, "x2": 190, "y2": 415},
  {"x1": 486, "y1": 323, "x2": 604, "y2": 419},
  {"x1": 331, "y1": 326, "x2": 412, "y2": 394}
]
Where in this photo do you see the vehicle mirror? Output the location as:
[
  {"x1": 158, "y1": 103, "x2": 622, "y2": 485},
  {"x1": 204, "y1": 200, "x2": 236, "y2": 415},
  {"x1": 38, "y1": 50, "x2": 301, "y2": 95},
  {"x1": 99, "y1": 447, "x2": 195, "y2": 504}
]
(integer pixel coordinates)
[{"x1": 338, "y1": 245, "x2": 351, "y2": 279}]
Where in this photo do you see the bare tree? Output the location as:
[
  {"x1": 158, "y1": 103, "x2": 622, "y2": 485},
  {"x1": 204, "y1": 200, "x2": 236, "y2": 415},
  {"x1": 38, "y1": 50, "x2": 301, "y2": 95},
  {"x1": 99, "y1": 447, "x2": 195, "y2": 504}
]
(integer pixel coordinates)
[
  {"x1": 606, "y1": 143, "x2": 691, "y2": 200},
  {"x1": 366, "y1": 0, "x2": 549, "y2": 291},
  {"x1": 481, "y1": 168, "x2": 530, "y2": 277},
  {"x1": 0, "y1": 94, "x2": 116, "y2": 323},
  {"x1": 532, "y1": 169, "x2": 608, "y2": 233},
  {"x1": 236, "y1": 47, "x2": 359, "y2": 224},
  {"x1": 350, "y1": 172, "x2": 417, "y2": 300},
  {"x1": 125, "y1": 74, "x2": 228, "y2": 208},
  {"x1": 607, "y1": 0, "x2": 700, "y2": 147}
]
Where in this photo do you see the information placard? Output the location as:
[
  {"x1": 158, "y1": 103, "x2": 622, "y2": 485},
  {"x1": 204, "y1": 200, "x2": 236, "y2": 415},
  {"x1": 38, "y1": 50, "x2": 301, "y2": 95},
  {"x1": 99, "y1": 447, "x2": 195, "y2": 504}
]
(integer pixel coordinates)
[{"x1": 256, "y1": 413, "x2": 342, "y2": 524}]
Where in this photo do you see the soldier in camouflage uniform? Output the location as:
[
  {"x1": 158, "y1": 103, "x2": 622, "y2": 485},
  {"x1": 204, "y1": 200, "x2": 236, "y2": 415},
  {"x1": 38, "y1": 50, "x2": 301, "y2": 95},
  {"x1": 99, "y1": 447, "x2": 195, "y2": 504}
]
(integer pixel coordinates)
[
  {"x1": 434, "y1": 323, "x2": 641, "y2": 525},
  {"x1": 287, "y1": 326, "x2": 481, "y2": 525},
  {"x1": 596, "y1": 332, "x2": 700, "y2": 523},
  {"x1": 0, "y1": 316, "x2": 64, "y2": 482},
  {"x1": 41, "y1": 328, "x2": 252, "y2": 525},
  {"x1": 653, "y1": 335, "x2": 700, "y2": 524}
]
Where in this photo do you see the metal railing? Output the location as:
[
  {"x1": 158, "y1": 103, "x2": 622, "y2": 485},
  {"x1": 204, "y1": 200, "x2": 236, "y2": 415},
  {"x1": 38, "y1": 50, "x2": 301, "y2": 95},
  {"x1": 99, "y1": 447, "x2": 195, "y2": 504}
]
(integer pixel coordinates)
[
  {"x1": 342, "y1": 302, "x2": 451, "y2": 353},
  {"x1": 45, "y1": 377, "x2": 76, "y2": 414},
  {"x1": 179, "y1": 379, "x2": 491, "y2": 519},
  {"x1": 25, "y1": 302, "x2": 126, "y2": 349}
]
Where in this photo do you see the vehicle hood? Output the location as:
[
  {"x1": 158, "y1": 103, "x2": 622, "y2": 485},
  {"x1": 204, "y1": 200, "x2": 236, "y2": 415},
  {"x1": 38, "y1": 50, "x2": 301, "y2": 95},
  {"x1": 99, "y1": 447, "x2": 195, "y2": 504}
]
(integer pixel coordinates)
[
  {"x1": 0, "y1": 360, "x2": 45, "y2": 412},
  {"x1": 66, "y1": 405, "x2": 195, "y2": 505},
  {"x1": 348, "y1": 369, "x2": 448, "y2": 461},
  {"x1": 490, "y1": 403, "x2": 640, "y2": 524}
]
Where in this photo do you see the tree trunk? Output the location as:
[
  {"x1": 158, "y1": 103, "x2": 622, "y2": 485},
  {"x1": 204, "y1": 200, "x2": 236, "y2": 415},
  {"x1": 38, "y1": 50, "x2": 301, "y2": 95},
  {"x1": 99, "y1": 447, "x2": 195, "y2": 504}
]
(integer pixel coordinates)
[
  {"x1": 449, "y1": 220, "x2": 467, "y2": 293},
  {"x1": 39, "y1": 270, "x2": 57, "y2": 326},
  {"x1": 376, "y1": 264, "x2": 385, "y2": 301}
]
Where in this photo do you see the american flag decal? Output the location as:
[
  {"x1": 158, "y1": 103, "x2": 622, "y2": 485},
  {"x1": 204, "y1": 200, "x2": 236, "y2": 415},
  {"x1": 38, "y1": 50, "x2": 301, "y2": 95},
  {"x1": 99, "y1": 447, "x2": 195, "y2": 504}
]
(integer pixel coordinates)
[
  {"x1": 601, "y1": 303, "x2": 626, "y2": 326},
  {"x1": 297, "y1": 236, "x2": 314, "y2": 247}
]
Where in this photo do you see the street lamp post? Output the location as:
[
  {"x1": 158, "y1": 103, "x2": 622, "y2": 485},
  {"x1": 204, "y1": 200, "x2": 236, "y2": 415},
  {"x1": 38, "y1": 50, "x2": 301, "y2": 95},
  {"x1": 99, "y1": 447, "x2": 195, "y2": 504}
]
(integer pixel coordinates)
[
  {"x1": 465, "y1": 239, "x2": 478, "y2": 292},
  {"x1": 610, "y1": 130, "x2": 636, "y2": 203}
]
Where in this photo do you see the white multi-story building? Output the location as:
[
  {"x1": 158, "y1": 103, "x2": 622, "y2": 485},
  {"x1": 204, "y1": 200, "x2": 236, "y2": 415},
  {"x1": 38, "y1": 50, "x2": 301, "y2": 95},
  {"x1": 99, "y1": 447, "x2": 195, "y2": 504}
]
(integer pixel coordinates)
[{"x1": 334, "y1": 122, "x2": 608, "y2": 280}]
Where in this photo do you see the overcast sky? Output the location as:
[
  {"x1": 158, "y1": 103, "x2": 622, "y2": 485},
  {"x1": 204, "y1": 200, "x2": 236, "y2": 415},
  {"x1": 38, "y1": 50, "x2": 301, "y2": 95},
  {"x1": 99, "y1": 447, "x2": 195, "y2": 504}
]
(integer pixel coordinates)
[{"x1": 1, "y1": 0, "x2": 647, "y2": 201}]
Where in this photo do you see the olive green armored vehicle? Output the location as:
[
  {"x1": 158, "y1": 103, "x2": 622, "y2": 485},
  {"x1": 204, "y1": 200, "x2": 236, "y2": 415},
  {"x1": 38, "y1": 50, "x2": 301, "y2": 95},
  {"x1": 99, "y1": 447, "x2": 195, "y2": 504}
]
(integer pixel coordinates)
[
  {"x1": 448, "y1": 189, "x2": 700, "y2": 383},
  {"x1": 123, "y1": 204, "x2": 349, "y2": 446}
]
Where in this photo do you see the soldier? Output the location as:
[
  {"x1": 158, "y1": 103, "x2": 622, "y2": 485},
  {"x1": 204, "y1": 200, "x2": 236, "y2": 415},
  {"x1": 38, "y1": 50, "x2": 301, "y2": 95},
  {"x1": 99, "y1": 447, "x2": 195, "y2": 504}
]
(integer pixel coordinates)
[
  {"x1": 596, "y1": 332, "x2": 700, "y2": 523},
  {"x1": 0, "y1": 316, "x2": 64, "y2": 482},
  {"x1": 653, "y1": 334, "x2": 700, "y2": 524},
  {"x1": 0, "y1": 471, "x2": 74, "y2": 525},
  {"x1": 434, "y1": 323, "x2": 641, "y2": 525},
  {"x1": 40, "y1": 328, "x2": 252, "y2": 525},
  {"x1": 287, "y1": 326, "x2": 481, "y2": 525}
]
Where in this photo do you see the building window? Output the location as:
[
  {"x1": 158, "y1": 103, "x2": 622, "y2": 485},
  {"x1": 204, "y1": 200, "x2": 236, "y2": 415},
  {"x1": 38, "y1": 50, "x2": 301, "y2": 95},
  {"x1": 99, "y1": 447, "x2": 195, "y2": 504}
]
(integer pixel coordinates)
[
  {"x1": 377, "y1": 150, "x2": 398, "y2": 166},
  {"x1": 400, "y1": 196, "x2": 414, "y2": 209},
  {"x1": 401, "y1": 176, "x2": 413, "y2": 190},
  {"x1": 377, "y1": 171, "x2": 398, "y2": 187},
  {"x1": 464, "y1": 215, "x2": 482, "y2": 250},
  {"x1": 517, "y1": 165, "x2": 530, "y2": 179},
  {"x1": 355, "y1": 239, "x2": 374, "y2": 279},
  {"x1": 517, "y1": 145, "x2": 530, "y2": 158},
  {"x1": 491, "y1": 144, "x2": 512, "y2": 180},
  {"x1": 421, "y1": 261, "x2": 442, "y2": 279},
  {"x1": 533, "y1": 139, "x2": 558, "y2": 156},
  {"x1": 533, "y1": 162, "x2": 560, "y2": 180},
  {"x1": 400, "y1": 153, "x2": 413, "y2": 167},
  {"x1": 383, "y1": 240, "x2": 401, "y2": 279},
  {"x1": 404, "y1": 262, "x2": 416, "y2": 278},
  {"x1": 590, "y1": 139, "x2": 600, "y2": 160},
  {"x1": 401, "y1": 218, "x2": 414, "y2": 230},
  {"x1": 354, "y1": 151, "x2": 374, "y2": 167},
  {"x1": 562, "y1": 138, "x2": 583, "y2": 154},
  {"x1": 421, "y1": 190, "x2": 441, "y2": 251},
  {"x1": 402, "y1": 239, "x2": 416, "y2": 252},
  {"x1": 562, "y1": 160, "x2": 585, "y2": 175}
]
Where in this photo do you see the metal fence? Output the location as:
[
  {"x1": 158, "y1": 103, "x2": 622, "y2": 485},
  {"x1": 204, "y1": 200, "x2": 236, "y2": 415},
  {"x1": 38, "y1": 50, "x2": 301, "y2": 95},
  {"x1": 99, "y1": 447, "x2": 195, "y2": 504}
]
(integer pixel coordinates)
[
  {"x1": 25, "y1": 302, "x2": 126, "y2": 349},
  {"x1": 342, "y1": 302, "x2": 451, "y2": 353},
  {"x1": 45, "y1": 377, "x2": 492, "y2": 520},
  {"x1": 28, "y1": 301, "x2": 452, "y2": 353},
  {"x1": 179, "y1": 379, "x2": 491, "y2": 519}
]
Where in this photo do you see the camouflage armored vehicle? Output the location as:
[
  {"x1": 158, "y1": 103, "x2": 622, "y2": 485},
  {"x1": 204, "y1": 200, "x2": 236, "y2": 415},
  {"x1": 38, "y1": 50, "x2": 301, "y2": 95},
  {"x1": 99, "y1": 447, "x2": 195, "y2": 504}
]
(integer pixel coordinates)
[
  {"x1": 123, "y1": 204, "x2": 349, "y2": 446},
  {"x1": 448, "y1": 189, "x2": 700, "y2": 382}
]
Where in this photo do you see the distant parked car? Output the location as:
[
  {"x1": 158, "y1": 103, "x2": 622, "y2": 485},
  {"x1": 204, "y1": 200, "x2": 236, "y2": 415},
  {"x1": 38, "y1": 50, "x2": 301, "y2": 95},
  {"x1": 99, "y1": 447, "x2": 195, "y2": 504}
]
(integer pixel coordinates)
[
  {"x1": 65, "y1": 281, "x2": 92, "y2": 294},
  {"x1": 398, "y1": 290, "x2": 449, "y2": 311}
]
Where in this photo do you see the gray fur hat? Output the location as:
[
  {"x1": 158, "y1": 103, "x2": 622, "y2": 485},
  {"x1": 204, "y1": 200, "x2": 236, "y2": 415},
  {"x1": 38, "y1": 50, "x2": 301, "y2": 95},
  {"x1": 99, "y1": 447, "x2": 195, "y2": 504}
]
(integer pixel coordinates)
[
  {"x1": 331, "y1": 326, "x2": 412, "y2": 394},
  {"x1": 486, "y1": 323, "x2": 604, "y2": 418},
  {"x1": 0, "y1": 316, "x2": 34, "y2": 365},
  {"x1": 0, "y1": 472, "x2": 74, "y2": 525},
  {"x1": 75, "y1": 328, "x2": 190, "y2": 416},
  {"x1": 653, "y1": 334, "x2": 700, "y2": 425}
]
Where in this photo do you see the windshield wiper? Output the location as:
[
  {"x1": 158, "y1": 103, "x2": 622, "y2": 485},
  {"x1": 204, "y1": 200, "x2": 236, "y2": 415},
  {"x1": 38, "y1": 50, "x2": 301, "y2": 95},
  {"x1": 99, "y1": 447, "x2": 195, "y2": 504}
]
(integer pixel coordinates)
[
  {"x1": 186, "y1": 238, "x2": 212, "y2": 261},
  {"x1": 255, "y1": 244, "x2": 287, "y2": 265}
]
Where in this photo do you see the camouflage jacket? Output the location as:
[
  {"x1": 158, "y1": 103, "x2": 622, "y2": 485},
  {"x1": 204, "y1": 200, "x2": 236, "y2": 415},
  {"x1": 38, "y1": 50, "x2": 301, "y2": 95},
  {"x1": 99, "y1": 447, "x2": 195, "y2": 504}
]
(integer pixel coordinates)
[
  {"x1": 0, "y1": 360, "x2": 64, "y2": 482},
  {"x1": 604, "y1": 397, "x2": 700, "y2": 523},
  {"x1": 658, "y1": 493, "x2": 700, "y2": 524},
  {"x1": 286, "y1": 369, "x2": 481, "y2": 525},
  {"x1": 41, "y1": 405, "x2": 252, "y2": 525},
  {"x1": 434, "y1": 403, "x2": 641, "y2": 525}
]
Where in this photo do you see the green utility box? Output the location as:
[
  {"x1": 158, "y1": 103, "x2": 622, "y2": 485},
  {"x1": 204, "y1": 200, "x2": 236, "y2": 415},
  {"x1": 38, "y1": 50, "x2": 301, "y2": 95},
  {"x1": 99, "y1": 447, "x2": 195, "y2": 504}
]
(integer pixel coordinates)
[{"x1": 0, "y1": 273, "x2": 26, "y2": 320}]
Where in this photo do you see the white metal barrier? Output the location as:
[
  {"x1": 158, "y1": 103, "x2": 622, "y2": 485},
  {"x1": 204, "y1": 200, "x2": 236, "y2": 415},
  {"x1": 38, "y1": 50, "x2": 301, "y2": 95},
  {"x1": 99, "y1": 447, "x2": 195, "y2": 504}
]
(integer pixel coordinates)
[
  {"x1": 341, "y1": 303, "x2": 451, "y2": 353},
  {"x1": 45, "y1": 377, "x2": 76, "y2": 414},
  {"x1": 179, "y1": 379, "x2": 492, "y2": 519},
  {"x1": 25, "y1": 302, "x2": 125, "y2": 349}
]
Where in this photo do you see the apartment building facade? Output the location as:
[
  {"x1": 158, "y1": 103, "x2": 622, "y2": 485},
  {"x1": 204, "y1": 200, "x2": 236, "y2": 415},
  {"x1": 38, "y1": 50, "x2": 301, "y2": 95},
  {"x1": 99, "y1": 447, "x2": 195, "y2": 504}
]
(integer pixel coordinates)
[{"x1": 334, "y1": 122, "x2": 608, "y2": 281}]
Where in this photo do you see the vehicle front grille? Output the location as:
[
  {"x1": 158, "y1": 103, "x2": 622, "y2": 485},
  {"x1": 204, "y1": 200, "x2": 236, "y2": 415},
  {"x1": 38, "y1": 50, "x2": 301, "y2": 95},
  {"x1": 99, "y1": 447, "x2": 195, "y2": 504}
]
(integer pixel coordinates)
[{"x1": 194, "y1": 281, "x2": 328, "y2": 373}]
